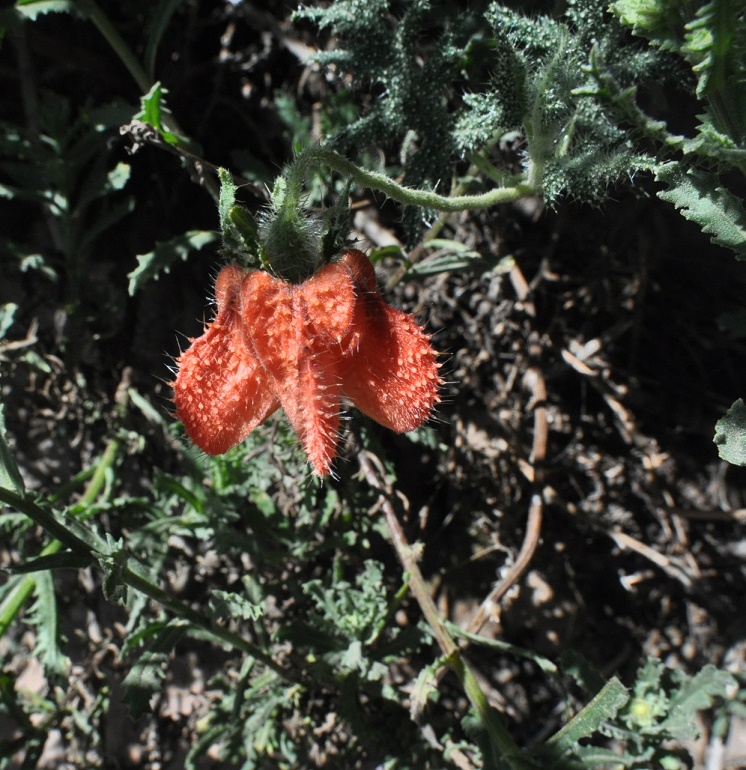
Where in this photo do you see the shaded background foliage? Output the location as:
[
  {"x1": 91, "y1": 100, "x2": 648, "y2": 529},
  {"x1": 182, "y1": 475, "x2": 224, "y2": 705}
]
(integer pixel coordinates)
[{"x1": 0, "y1": 0, "x2": 745, "y2": 768}]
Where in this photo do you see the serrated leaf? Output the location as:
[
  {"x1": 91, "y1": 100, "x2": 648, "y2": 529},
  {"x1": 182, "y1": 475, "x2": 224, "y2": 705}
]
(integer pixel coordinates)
[
  {"x1": 656, "y1": 163, "x2": 746, "y2": 259},
  {"x1": 127, "y1": 230, "x2": 218, "y2": 295},
  {"x1": 610, "y1": 0, "x2": 688, "y2": 52},
  {"x1": 122, "y1": 622, "x2": 186, "y2": 719},
  {"x1": 15, "y1": 0, "x2": 74, "y2": 19},
  {"x1": 27, "y1": 569, "x2": 69, "y2": 676},
  {"x1": 410, "y1": 659, "x2": 441, "y2": 722},
  {"x1": 0, "y1": 395, "x2": 24, "y2": 493},
  {"x1": 659, "y1": 664, "x2": 736, "y2": 739},
  {"x1": 548, "y1": 677, "x2": 629, "y2": 753},
  {"x1": 714, "y1": 398, "x2": 746, "y2": 465},
  {"x1": 681, "y1": 1, "x2": 739, "y2": 97},
  {"x1": 135, "y1": 81, "x2": 186, "y2": 146},
  {"x1": 98, "y1": 535, "x2": 129, "y2": 604},
  {"x1": 209, "y1": 589, "x2": 264, "y2": 622}
]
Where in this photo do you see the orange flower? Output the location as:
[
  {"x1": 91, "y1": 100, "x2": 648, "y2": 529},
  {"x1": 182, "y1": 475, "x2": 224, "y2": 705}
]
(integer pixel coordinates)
[{"x1": 173, "y1": 250, "x2": 441, "y2": 475}]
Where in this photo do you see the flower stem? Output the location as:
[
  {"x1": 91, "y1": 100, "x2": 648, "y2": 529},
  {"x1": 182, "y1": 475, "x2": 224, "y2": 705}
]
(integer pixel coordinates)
[
  {"x1": 308, "y1": 147, "x2": 534, "y2": 211},
  {"x1": 72, "y1": 0, "x2": 152, "y2": 94}
]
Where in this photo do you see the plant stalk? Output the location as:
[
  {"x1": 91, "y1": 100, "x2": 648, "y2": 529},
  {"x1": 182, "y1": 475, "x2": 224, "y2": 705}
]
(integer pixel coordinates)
[
  {"x1": 73, "y1": 0, "x2": 152, "y2": 93},
  {"x1": 0, "y1": 485, "x2": 296, "y2": 683},
  {"x1": 309, "y1": 147, "x2": 534, "y2": 212},
  {"x1": 0, "y1": 435, "x2": 121, "y2": 637},
  {"x1": 358, "y1": 452, "x2": 531, "y2": 770}
]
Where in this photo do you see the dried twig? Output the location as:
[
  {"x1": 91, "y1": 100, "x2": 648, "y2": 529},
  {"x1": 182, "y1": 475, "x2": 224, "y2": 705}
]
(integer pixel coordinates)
[
  {"x1": 358, "y1": 451, "x2": 530, "y2": 770},
  {"x1": 466, "y1": 366, "x2": 548, "y2": 634}
]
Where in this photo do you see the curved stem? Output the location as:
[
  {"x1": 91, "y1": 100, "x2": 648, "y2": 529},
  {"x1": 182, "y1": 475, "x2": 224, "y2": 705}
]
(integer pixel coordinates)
[
  {"x1": 73, "y1": 0, "x2": 152, "y2": 93},
  {"x1": 72, "y1": 0, "x2": 221, "y2": 202},
  {"x1": 308, "y1": 147, "x2": 534, "y2": 211}
]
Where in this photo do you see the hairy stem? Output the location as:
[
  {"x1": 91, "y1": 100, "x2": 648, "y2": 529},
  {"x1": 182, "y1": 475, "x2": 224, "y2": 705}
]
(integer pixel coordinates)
[{"x1": 307, "y1": 147, "x2": 534, "y2": 211}]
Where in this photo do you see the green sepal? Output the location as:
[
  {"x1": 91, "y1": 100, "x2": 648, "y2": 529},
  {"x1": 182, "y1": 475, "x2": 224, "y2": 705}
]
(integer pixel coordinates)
[
  {"x1": 218, "y1": 168, "x2": 264, "y2": 268},
  {"x1": 259, "y1": 171, "x2": 323, "y2": 283}
]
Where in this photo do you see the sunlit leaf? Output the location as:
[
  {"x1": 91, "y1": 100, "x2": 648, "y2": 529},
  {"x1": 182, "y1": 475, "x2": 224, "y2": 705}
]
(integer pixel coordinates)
[
  {"x1": 656, "y1": 163, "x2": 746, "y2": 259},
  {"x1": 659, "y1": 664, "x2": 735, "y2": 738},
  {"x1": 714, "y1": 398, "x2": 746, "y2": 465},
  {"x1": 15, "y1": 0, "x2": 74, "y2": 19}
]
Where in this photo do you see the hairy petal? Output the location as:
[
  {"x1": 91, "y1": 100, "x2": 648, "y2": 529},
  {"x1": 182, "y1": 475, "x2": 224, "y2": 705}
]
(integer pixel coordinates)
[
  {"x1": 174, "y1": 266, "x2": 279, "y2": 455},
  {"x1": 242, "y1": 269, "x2": 351, "y2": 476},
  {"x1": 341, "y1": 253, "x2": 441, "y2": 433},
  {"x1": 338, "y1": 248, "x2": 377, "y2": 293},
  {"x1": 300, "y1": 260, "x2": 357, "y2": 351}
]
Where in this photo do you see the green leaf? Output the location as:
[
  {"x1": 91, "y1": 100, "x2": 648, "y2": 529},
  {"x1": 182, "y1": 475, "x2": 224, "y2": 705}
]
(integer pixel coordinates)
[
  {"x1": 127, "y1": 387, "x2": 169, "y2": 428},
  {"x1": 219, "y1": 167, "x2": 263, "y2": 266},
  {"x1": 410, "y1": 658, "x2": 442, "y2": 721},
  {"x1": 571, "y1": 745, "x2": 641, "y2": 766},
  {"x1": 122, "y1": 622, "x2": 187, "y2": 719},
  {"x1": 447, "y1": 621, "x2": 557, "y2": 674},
  {"x1": 127, "y1": 230, "x2": 218, "y2": 295},
  {"x1": 135, "y1": 82, "x2": 187, "y2": 146},
  {"x1": 559, "y1": 650, "x2": 607, "y2": 696},
  {"x1": 410, "y1": 241, "x2": 486, "y2": 276},
  {"x1": 209, "y1": 587, "x2": 264, "y2": 622},
  {"x1": 76, "y1": 161, "x2": 131, "y2": 211},
  {"x1": 609, "y1": 0, "x2": 688, "y2": 52},
  {"x1": 548, "y1": 677, "x2": 629, "y2": 754},
  {"x1": 659, "y1": 664, "x2": 736, "y2": 739},
  {"x1": 218, "y1": 167, "x2": 237, "y2": 233},
  {"x1": 681, "y1": 0, "x2": 740, "y2": 97},
  {"x1": 15, "y1": 0, "x2": 74, "y2": 19},
  {"x1": 27, "y1": 569, "x2": 69, "y2": 676},
  {"x1": 656, "y1": 163, "x2": 746, "y2": 259},
  {"x1": 0, "y1": 303, "x2": 17, "y2": 340},
  {"x1": 0, "y1": 395, "x2": 24, "y2": 493},
  {"x1": 714, "y1": 398, "x2": 746, "y2": 465},
  {"x1": 97, "y1": 535, "x2": 129, "y2": 604}
]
